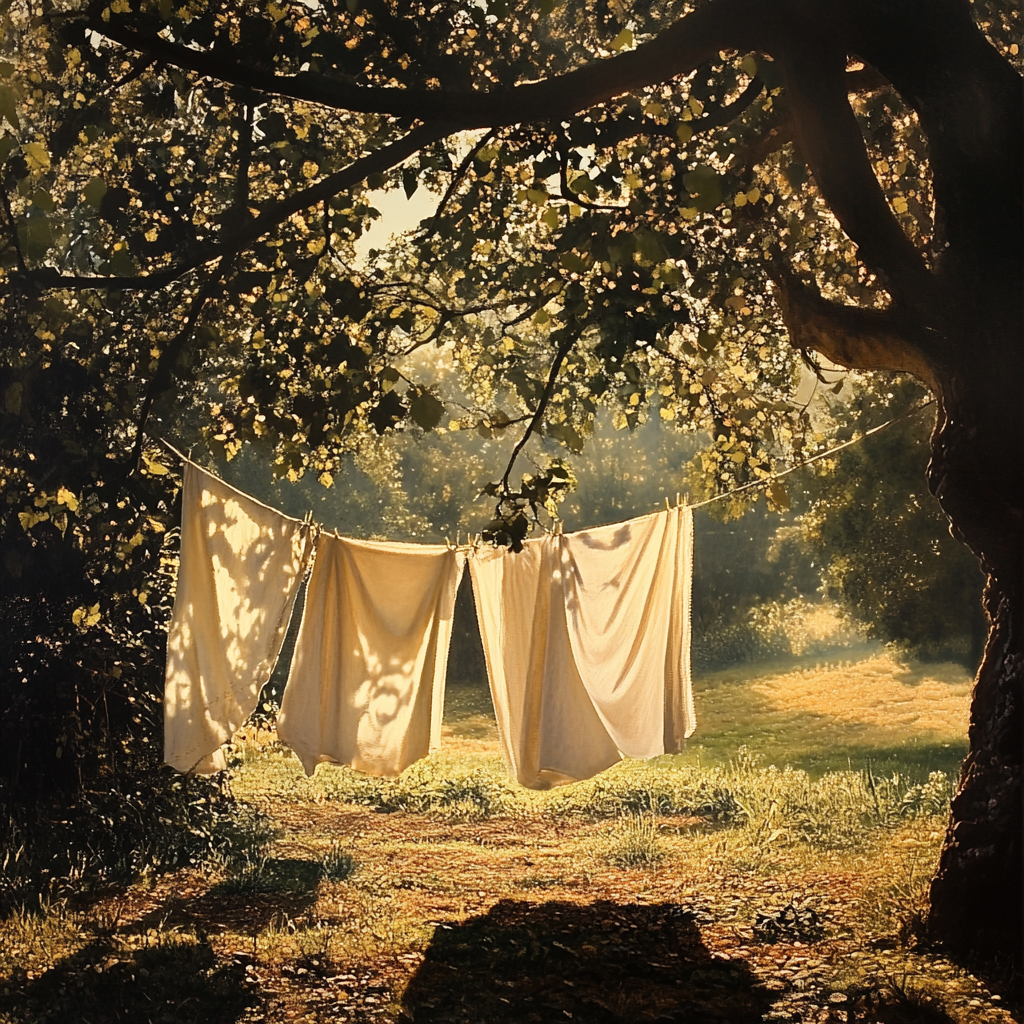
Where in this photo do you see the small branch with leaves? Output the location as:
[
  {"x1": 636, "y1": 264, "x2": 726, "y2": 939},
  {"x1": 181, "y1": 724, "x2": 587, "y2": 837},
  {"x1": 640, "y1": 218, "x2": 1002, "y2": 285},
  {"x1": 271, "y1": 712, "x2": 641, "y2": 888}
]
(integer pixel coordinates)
[{"x1": 481, "y1": 326, "x2": 581, "y2": 551}]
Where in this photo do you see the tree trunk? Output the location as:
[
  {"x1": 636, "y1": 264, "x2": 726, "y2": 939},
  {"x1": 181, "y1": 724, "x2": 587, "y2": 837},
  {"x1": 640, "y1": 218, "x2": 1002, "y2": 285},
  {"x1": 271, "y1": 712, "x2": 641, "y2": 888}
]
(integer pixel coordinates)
[
  {"x1": 929, "y1": 574, "x2": 1023, "y2": 970},
  {"x1": 927, "y1": 347, "x2": 1023, "y2": 972}
]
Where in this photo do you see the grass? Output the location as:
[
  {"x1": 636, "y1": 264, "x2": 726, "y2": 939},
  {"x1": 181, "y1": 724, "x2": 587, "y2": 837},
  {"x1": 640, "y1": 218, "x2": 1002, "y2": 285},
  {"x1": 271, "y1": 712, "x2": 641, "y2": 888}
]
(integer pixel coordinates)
[
  {"x1": 676, "y1": 648, "x2": 971, "y2": 779},
  {"x1": 2, "y1": 649, "x2": 1014, "y2": 1024},
  {"x1": 601, "y1": 814, "x2": 666, "y2": 868}
]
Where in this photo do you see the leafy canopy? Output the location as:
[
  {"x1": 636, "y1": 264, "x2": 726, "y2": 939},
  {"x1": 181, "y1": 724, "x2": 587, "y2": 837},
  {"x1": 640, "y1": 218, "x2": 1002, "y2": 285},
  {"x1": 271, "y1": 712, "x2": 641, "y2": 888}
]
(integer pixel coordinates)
[{"x1": 8, "y1": 0, "x2": 1019, "y2": 540}]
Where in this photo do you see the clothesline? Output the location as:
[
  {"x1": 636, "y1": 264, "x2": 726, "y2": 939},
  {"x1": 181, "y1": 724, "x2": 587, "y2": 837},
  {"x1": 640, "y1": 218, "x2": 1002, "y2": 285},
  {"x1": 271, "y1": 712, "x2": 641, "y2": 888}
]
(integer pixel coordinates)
[
  {"x1": 690, "y1": 398, "x2": 936, "y2": 510},
  {"x1": 159, "y1": 398, "x2": 933, "y2": 785},
  {"x1": 154, "y1": 396, "x2": 935, "y2": 535},
  {"x1": 163, "y1": 462, "x2": 694, "y2": 786}
]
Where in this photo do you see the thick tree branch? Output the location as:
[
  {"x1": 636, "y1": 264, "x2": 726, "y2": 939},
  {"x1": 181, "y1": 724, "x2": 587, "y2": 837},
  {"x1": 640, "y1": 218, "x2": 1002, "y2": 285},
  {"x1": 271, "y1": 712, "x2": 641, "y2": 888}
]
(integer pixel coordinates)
[
  {"x1": 82, "y1": 1, "x2": 956, "y2": 380},
  {"x1": 13, "y1": 122, "x2": 452, "y2": 291},
  {"x1": 844, "y1": 0, "x2": 1023, "y2": 307},
  {"x1": 777, "y1": 42, "x2": 936, "y2": 311},
  {"x1": 92, "y1": 6, "x2": 737, "y2": 126},
  {"x1": 770, "y1": 264, "x2": 937, "y2": 392},
  {"x1": 91, "y1": 6, "x2": 941, "y2": 315}
]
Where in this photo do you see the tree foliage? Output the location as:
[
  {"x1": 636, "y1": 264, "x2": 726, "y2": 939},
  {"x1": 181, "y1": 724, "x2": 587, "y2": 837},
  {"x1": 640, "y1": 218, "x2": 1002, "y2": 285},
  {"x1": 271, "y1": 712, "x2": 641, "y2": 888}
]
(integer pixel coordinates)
[{"x1": 797, "y1": 378, "x2": 986, "y2": 665}]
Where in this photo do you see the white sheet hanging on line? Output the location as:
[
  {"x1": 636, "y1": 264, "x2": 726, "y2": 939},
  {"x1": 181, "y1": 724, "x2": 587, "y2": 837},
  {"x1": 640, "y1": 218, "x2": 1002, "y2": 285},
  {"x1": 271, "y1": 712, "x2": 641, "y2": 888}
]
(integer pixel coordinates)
[
  {"x1": 470, "y1": 505, "x2": 694, "y2": 789},
  {"x1": 277, "y1": 534, "x2": 466, "y2": 777},
  {"x1": 164, "y1": 464, "x2": 314, "y2": 775}
]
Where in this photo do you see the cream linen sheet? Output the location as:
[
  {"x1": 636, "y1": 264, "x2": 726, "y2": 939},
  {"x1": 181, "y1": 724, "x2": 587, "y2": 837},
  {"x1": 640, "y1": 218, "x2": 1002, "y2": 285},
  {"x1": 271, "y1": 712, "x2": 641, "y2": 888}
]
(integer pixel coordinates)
[
  {"x1": 277, "y1": 535, "x2": 466, "y2": 777},
  {"x1": 164, "y1": 464, "x2": 313, "y2": 774},
  {"x1": 470, "y1": 506, "x2": 694, "y2": 789}
]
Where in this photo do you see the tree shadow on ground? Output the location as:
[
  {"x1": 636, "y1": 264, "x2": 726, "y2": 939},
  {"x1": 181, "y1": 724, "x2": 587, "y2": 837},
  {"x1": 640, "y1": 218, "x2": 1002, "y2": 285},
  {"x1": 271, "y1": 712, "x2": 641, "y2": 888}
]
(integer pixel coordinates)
[
  {"x1": 126, "y1": 858, "x2": 321, "y2": 936},
  {"x1": 399, "y1": 899, "x2": 774, "y2": 1023},
  {"x1": 0, "y1": 936, "x2": 258, "y2": 1024}
]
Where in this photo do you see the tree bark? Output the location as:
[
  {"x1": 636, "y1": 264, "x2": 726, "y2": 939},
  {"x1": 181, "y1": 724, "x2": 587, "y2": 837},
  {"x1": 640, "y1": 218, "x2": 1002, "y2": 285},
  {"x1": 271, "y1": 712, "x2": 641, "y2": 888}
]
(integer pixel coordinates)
[{"x1": 926, "y1": 346, "x2": 1023, "y2": 971}]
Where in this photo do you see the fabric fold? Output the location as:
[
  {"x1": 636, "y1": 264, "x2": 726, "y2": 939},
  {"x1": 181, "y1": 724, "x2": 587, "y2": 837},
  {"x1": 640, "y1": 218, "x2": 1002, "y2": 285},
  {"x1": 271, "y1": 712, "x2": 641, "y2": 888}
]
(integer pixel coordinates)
[
  {"x1": 277, "y1": 535, "x2": 466, "y2": 777},
  {"x1": 470, "y1": 506, "x2": 694, "y2": 790},
  {"x1": 164, "y1": 464, "x2": 313, "y2": 775}
]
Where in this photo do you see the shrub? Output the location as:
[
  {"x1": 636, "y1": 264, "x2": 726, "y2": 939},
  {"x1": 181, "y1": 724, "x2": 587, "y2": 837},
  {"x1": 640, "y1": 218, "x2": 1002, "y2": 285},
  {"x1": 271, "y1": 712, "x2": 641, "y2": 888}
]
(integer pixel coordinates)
[
  {"x1": 302, "y1": 757, "x2": 521, "y2": 820},
  {"x1": 543, "y1": 763, "x2": 741, "y2": 822}
]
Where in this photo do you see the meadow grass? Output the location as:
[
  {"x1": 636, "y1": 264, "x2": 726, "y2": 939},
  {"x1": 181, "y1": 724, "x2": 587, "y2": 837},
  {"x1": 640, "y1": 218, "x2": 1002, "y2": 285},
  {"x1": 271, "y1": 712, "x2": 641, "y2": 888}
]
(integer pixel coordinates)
[
  {"x1": 675, "y1": 647, "x2": 971, "y2": 778},
  {"x1": 3, "y1": 650, "x2": 1011, "y2": 1024}
]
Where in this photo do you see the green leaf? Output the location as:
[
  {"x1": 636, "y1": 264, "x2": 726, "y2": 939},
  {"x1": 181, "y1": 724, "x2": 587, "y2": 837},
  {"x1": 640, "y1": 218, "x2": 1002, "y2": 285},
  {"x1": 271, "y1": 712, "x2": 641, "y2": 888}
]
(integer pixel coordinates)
[
  {"x1": 56, "y1": 486, "x2": 79, "y2": 511},
  {"x1": 547, "y1": 421, "x2": 584, "y2": 453},
  {"x1": 30, "y1": 188, "x2": 54, "y2": 212},
  {"x1": 635, "y1": 229, "x2": 666, "y2": 265},
  {"x1": 367, "y1": 389, "x2": 406, "y2": 433},
  {"x1": 83, "y1": 176, "x2": 107, "y2": 209},
  {"x1": 72, "y1": 603, "x2": 101, "y2": 629},
  {"x1": 784, "y1": 162, "x2": 807, "y2": 189},
  {"x1": 559, "y1": 251, "x2": 589, "y2": 273},
  {"x1": 18, "y1": 215, "x2": 52, "y2": 261},
  {"x1": 609, "y1": 28, "x2": 633, "y2": 51},
  {"x1": 23, "y1": 142, "x2": 49, "y2": 173},
  {"x1": 109, "y1": 246, "x2": 136, "y2": 276},
  {"x1": 697, "y1": 329, "x2": 717, "y2": 353},
  {"x1": 0, "y1": 85, "x2": 19, "y2": 130},
  {"x1": 682, "y1": 165, "x2": 724, "y2": 213},
  {"x1": 18, "y1": 509, "x2": 48, "y2": 530},
  {"x1": 410, "y1": 391, "x2": 445, "y2": 431}
]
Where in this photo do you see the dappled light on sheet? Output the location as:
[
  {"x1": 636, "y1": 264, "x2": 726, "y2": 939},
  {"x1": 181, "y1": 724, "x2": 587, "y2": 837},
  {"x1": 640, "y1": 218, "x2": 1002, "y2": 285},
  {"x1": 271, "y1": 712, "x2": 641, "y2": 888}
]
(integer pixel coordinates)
[
  {"x1": 277, "y1": 535, "x2": 465, "y2": 777},
  {"x1": 470, "y1": 506, "x2": 694, "y2": 790},
  {"x1": 164, "y1": 464, "x2": 313, "y2": 775}
]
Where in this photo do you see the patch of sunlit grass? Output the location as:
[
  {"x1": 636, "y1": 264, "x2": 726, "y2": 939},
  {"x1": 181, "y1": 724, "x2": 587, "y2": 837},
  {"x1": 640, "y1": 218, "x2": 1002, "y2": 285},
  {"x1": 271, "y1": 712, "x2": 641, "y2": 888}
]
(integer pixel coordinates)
[{"x1": 749, "y1": 654, "x2": 971, "y2": 735}]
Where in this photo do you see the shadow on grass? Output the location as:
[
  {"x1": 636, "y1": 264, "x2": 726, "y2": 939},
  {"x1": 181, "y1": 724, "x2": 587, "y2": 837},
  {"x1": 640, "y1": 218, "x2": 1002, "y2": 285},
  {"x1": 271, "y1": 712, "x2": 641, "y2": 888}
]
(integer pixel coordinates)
[
  {"x1": 0, "y1": 937, "x2": 257, "y2": 1024},
  {"x1": 127, "y1": 858, "x2": 322, "y2": 936},
  {"x1": 400, "y1": 899, "x2": 774, "y2": 1023},
  {"x1": 787, "y1": 739, "x2": 968, "y2": 779}
]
